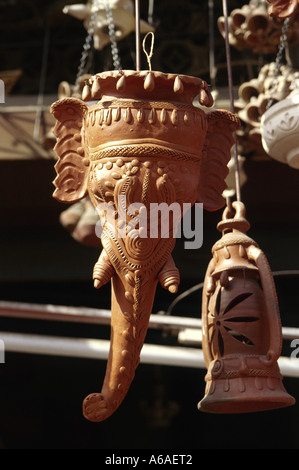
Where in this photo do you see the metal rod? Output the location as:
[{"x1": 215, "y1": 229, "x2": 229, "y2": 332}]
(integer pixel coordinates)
[
  {"x1": 208, "y1": 0, "x2": 216, "y2": 89},
  {"x1": 34, "y1": 21, "x2": 50, "y2": 142},
  {"x1": 1, "y1": 331, "x2": 299, "y2": 377},
  {"x1": 0, "y1": 331, "x2": 205, "y2": 369},
  {"x1": 0, "y1": 300, "x2": 298, "y2": 341},
  {"x1": 222, "y1": 0, "x2": 242, "y2": 203},
  {"x1": 0, "y1": 105, "x2": 53, "y2": 113},
  {"x1": 0, "y1": 300, "x2": 201, "y2": 331},
  {"x1": 135, "y1": 0, "x2": 141, "y2": 71}
]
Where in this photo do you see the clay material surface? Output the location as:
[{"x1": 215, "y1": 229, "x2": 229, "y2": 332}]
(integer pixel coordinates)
[
  {"x1": 267, "y1": 0, "x2": 299, "y2": 18},
  {"x1": 261, "y1": 90, "x2": 299, "y2": 169},
  {"x1": 51, "y1": 70, "x2": 240, "y2": 422},
  {"x1": 198, "y1": 201, "x2": 295, "y2": 413},
  {"x1": 218, "y1": 0, "x2": 299, "y2": 54}
]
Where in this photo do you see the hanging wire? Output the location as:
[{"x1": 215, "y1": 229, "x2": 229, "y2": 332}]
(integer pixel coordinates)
[
  {"x1": 34, "y1": 20, "x2": 50, "y2": 142},
  {"x1": 135, "y1": 0, "x2": 141, "y2": 71},
  {"x1": 166, "y1": 0, "x2": 242, "y2": 316},
  {"x1": 208, "y1": 0, "x2": 217, "y2": 91},
  {"x1": 222, "y1": 0, "x2": 242, "y2": 203},
  {"x1": 165, "y1": 283, "x2": 205, "y2": 315},
  {"x1": 165, "y1": 2, "x2": 296, "y2": 317}
]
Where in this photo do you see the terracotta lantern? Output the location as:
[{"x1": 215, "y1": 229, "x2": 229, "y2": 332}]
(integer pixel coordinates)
[
  {"x1": 51, "y1": 70, "x2": 240, "y2": 422},
  {"x1": 198, "y1": 201, "x2": 295, "y2": 413}
]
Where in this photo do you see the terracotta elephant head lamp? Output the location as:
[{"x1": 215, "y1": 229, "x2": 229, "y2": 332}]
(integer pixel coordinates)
[{"x1": 51, "y1": 69, "x2": 240, "y2": 422}]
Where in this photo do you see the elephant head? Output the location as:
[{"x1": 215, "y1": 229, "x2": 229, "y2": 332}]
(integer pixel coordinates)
[{"x1": 51, "y1": 70, "x2": 240, "y2": 422}]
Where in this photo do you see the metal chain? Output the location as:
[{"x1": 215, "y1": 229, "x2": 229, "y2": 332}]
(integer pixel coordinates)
[
  {"x1": 74, "y1": 0, "x2": 122, "y2": 90},
  {"x1": 266, "y1": 17, "x2": 290, "y2": 110},
  {"x1": 105, "y1": 0, "x2": 122, "y2": 70},
  {"x1": 74, "y1": 0, "x2": 98, "y2": 92},
  {"x1": 274, "y1": 18, "x2": 290, "y2": 74}
]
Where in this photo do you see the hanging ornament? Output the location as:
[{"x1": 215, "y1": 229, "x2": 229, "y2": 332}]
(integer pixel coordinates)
[
  {"x1": 261, "y1": 83, "x2": 299, "y2": 168},
  {"x1": 51, "y1": 70, "x2": 239, "y2": 422},
  {"x1": 198, "y1": 0, "x2": 295, "y2": 415},
  {"x1": 261, "y1": 14, "x2": 299, "y2": 169},
  {"x1": 198, "y1": 202, "x2": 295, "y2": 413},
  {"x1": 50, "y1": 0, "x2": 241, "y2": 422},
  {"x1": 237, "y1": 62, "x2": 295, "y2": 128},
  {"x1": 217, "y1": 0, "x2": 299, "y2": 55}
]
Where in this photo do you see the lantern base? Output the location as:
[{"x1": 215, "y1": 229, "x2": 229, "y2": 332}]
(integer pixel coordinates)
[{"x1": 198, "y1": 356, "x2": 296, "y2": 414}]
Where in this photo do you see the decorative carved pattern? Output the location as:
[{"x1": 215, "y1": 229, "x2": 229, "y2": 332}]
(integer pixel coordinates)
[
  {"x1": 264, "y1": 109, "x2": 299, "y2": 139},
  {"x1": 261, "y1": 90, "x2": 299, "y2": 168},
  {"x1": 235, "y1": 62, "x2": 298, "y2": 159},
  {"x1": 51, "y1": 98, "x2": 89, "y2": 203},
  {"x1": 51, "y1": 70, "x2": 240, "y2": 422},
  {"x1": 208, "y1": 286, "x2": 260, "y2": 357}
]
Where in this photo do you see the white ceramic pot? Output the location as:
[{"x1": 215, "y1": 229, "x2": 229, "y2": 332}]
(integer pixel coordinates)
[{"x1": 261, "y1": 91, "x2": 299, "y2": 169}]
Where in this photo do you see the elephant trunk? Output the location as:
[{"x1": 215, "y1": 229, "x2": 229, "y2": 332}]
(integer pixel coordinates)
[{"x1": 83, "y1": 252, "x2": 178, "y2": 423}]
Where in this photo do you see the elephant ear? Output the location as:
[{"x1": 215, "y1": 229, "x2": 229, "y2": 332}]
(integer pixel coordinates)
[
  {"x1": 197, "y1": 110, "x2": 240, "y2": 211},
  {"x1": 51, "y1": 98, "x2": 89, "y2": 203}
]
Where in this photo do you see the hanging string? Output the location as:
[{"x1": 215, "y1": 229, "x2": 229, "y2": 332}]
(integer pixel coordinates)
[{"x1": 222, "y1": 0, "x2": 242, "y2": 204}]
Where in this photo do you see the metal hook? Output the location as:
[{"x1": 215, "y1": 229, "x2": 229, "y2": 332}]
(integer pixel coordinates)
[{"x1": 142, "y1": 32, "x2": 155, "y2": 71}]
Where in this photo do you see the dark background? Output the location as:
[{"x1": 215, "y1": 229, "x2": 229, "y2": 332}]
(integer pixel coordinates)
[{"x1": 0, "y1": 0, "x2": 299, "y2": 450}]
